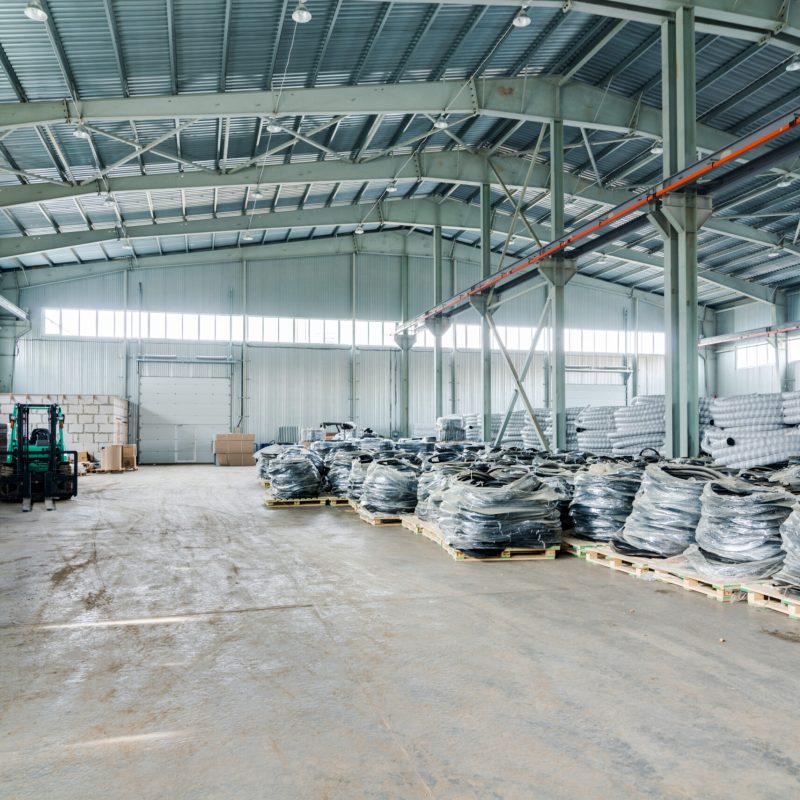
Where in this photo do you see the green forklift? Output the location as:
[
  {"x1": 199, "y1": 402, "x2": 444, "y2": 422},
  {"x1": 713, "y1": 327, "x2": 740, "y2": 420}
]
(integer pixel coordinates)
[{"x1": 0, "y1": 403, "x2": 78, "y2": 511}]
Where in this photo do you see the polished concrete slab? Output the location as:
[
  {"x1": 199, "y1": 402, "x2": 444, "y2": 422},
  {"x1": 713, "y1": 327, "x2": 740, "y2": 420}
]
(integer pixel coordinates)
[{"x1": 1, "y1": 465, "x2": 799, "y2": 799}]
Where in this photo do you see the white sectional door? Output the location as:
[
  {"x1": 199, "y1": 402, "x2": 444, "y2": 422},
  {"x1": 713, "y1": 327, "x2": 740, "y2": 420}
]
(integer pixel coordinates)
[{"x1": 138, "y1": 376, "x2": 231, "y2": 464}]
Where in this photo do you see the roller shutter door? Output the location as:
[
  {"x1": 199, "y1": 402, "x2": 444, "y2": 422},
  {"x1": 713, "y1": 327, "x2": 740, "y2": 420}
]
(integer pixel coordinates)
[{"x1": 138, "y1": 376, "x2": 231, "y2": 464}]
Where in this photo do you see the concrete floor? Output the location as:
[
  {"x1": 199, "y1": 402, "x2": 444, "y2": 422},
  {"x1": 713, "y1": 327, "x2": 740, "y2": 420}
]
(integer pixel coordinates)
[{"x1": 1, "y1": 466, "x2": 799, "y2": 799}]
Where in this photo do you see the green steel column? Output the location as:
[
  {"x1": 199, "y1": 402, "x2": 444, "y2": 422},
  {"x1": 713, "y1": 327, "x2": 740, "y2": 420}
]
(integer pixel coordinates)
[
  {"x1": 480, "y1": 183, "x2": 492, "y2": 442},
  {"x1": 449, "y1": 257, "x2": 457, "y2": 414},
  {"x1": 676, "y1": 6, "x2": 699, "y2": 456},
  {"x1": 433, "y1": 225, "x2": 444, "y2": 418},
  {"x1": 660, "y1": 17, "x2": 681, "y2": 457},
  {"x1": 549, "y1": 119, "x2": 568, "y2": 450},
  {"x1": 400, "y1": 253, "x2": 410, "y2": 437}
]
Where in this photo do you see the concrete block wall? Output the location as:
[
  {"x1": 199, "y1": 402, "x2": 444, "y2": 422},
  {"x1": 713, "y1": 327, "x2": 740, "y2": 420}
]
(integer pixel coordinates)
[{"x1": 0, "y1": 393, "x2": 128, "y2": 457}]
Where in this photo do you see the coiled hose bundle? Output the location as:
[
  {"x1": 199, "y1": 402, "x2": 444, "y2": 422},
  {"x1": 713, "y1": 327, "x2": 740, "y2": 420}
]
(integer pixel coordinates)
[
  {"x1": 360, "y1": 458, "x2": 419, "y2": 514},
  {"x1": 346, "y1": 454, "x2": 373, "y2": 500},
  {"x1": 614, "y1": 463, "x2": 723, "y2": 557},
  {"x1": 774, "y1": 505, "x2": 800, "y2": 589},
  {"x1": 688, "y1": 479, "x2": 792, "y2": 580},
  {"x1": 438, "y1": 471, "x2": 561, "y2": 557},
  {"x1": 416, "y1": 461, "x2": 468, "y2": 521},
  {"x1": 267, "y1": 453, "x2": 323, "y2": 499},
  {"x1": 569, "y1": 463, "x2": 644, "y2": 541},
  {"x1": 326, "y1": 446, "x2": 361, "y2": 497},
  {"x1": 532, "y1": 462, "x2": 578, "y2": 531}
]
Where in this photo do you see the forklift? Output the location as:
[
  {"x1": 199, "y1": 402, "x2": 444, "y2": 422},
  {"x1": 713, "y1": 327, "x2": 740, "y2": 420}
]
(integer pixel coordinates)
[{"x1": 0, "y1": 404, "x2": 78, "y2": 511}]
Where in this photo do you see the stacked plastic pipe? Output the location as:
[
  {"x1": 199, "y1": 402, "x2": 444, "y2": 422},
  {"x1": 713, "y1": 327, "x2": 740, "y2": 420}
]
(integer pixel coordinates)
[
  {"x1": 608, "y1": 396, "x2": 665, "y2": 457},
  {"x1": 575, "y1": 406, "x2": 617, "y2": 455},
  {"x1": 614, "y1": 463, "x2": 723, "y2": 557},
  {"x1": 783, "y1": 391, "x2": 800, "y2": 425},
  {"x1": 487, "y1": 410, "x2": 527, "y2": 448},
  {"x1": 677, "y1": 478, "x2": 793, "y2": 580},
  {"x1": 462, "y1": 413, "x2": 481, "y2": 442},
  {"x1": 569, "y1": 462, "x2": 644, "y2": 541},
  {"x1": 520, "y1": 408, "x2": 582, "y2": 450},
  {"x1": 438, "y1": 472, "x2": 562, "y2": 558},
  {"x1": 360, "y1": 458, "x2": 419, "y2": 514},
  {"x1": 702, "y1": 393, "x2": 800, "y2": 469}
]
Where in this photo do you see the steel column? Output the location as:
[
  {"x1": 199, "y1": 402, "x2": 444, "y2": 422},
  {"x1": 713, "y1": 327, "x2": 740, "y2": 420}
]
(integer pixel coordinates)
[
  {"x1": 480, "y1": 183, "x2": 492, "y2": 442},
  {"x1": 433, "y1": 225, "x2": 444, "y2": 418}
]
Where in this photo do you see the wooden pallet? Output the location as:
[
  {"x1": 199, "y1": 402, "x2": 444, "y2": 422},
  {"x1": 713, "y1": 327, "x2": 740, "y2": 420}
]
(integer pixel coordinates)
[
  {"x1": 358, "y1": 508, "x2": 402, "y2": 526},
  {"x1": 326, "y1": 496, "x2": 350, "y2": 507},
  {"x1": 348, "y1": 498, "x2": 360, "y2": 511},
  {"x1": 264, "y1": 495, "x2": 328, "y2": 508},
  {"x1": 259, "y1": 479, "x2": 271, "y2": 487},
  {"x1": 400, "y1": 514, "x2": 422, "y2": 533},
  {"x1": 585, "y1": 547, "x2": 653, "y2": 577},
  {"x1": 561, "y1": 536, "x2": 605, "y2": 559},
  {"x1": 444, "y1": 544, "x2": 559, "y2": 562},
  {"x1": 417, "y1": 519, "x2": 444, "y2": 546},
  {"x1": 741, "y1": 582, "x2": 800, "y2": 619},
  {"x1": 651, "y1": 568, "x2": 744, "y2": 603}
]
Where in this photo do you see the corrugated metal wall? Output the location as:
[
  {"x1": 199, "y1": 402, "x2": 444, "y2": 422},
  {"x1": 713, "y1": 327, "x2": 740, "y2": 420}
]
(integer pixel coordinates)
[{"x1": 11, "y1": 254, "x2": 676, "y2": 441}]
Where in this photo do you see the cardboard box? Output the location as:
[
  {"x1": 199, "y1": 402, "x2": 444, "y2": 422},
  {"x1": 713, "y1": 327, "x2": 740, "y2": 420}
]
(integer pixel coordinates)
[
  {"x1": 216, "y1": 452, "x2": 256, "y2": 467},
  {"x1": 214, "y1": 433, "x2": 255, "y2": 455},
  {"x1": 122, "y1": 444, "x2": 137, "y2": 470},
  {"x1": 77, "y1": 450, "x2": 93, "y2": 463},
  {"x1": 100, "y1": 444, "x2": 123, "y2": 472}
]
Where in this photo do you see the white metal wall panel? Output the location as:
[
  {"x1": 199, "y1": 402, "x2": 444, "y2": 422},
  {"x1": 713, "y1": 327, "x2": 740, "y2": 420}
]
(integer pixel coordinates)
[
  {"x1": 12, "y1": 338, "x2": 126, "y2": 395},
  {"x1": 139, "y1": 376, "x2": 231, "y2": 463},
  {"x1": 135, "y1": 263, "x2": 243, "y2": 314},
  {"x1": 356, "y1": 348, "x2": 394, "y2": 435},
  {"x1": 715, "y1": 302, "x2": 772, "y2": 336},
  {"x1": 247, "y1": 255, "x2": 351, "y2": 318},
  {"x1": 246, "y1": 346, "x2": 351, "y2": 441},
  {"x1": 355, "y1": 254, "x2": 402, "y2": 320},
  {"x1": 715, "y1": 349, "x2": 779, "y2": 396}
]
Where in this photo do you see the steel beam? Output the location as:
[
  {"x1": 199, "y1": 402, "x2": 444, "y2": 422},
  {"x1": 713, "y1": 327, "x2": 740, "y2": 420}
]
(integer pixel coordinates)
[
  {"x1": 370, "y1": 0, "x2": 800, "y2": 51},
  {"x1": 0, "y1": 77, "x2": 739, "y2": 158},
  {"x1": 0, "y1": 292, "x2": 27, "y2": 321}
]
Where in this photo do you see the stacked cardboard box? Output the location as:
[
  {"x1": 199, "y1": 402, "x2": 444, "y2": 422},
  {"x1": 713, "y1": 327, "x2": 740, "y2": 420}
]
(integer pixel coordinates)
[
  {"x1": 0, "y1": 393, "x2": 128, "y2": 453},
  {"x1": 214, "y1": 433, "x2": 255, "y2": 466}
]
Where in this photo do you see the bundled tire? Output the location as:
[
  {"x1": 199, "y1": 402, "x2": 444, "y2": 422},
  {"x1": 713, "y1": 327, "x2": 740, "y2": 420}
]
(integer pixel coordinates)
[
  {"x1": 438, "y1": 472, "x2": 561, "y2": 558},
  {"x1": 775, "y1": 504, "x2": 800, "y2": 589}
]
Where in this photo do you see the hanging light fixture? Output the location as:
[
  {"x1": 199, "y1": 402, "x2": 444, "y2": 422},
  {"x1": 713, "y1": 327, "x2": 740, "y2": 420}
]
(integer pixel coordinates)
[
  {"x1": 24, "y1": 0, "x2": 47, "y2": 22},
  {"x1": 649, "y1": 141, "x2": 664, "y2": 156},
  {"x1": 120, "y1": 241, "x2": 133, "y2": 251},
  {"x1": 102, "y1": 195, "x2": 116, "y2": 208},
  {"x1": 266, "y1": 119, "x2": 282, "y2": 134},
  {"x1": 512, "y1": 6, "x2": 531, "y2": 28},
  {"x1": 253, "y1": 188, "x2": 264, "y2": 199},
  {"x1": 786, "y1": 55, "x2": 800, "y2": 72},
  {"x1": 433, "y1": 116, "x2": 449, "y2": 130},
  {"x1": 769, "y1": 249, "x2": 782, "y2": 258},
  {"x1": 354, "y1": 224, "x2": 365, "y2": 235},
  {"x1": 291, "y1": 1, "x2": 312, "y2": 24},
  {"x1": 385, "y1": 182, "x2": 398, "y2": 193},
  {"x1": 73, "y1": 125, "x2": 91, "y2": 140},
  {"x1": 776, "y1": 175, "x2": 793, "y2": 188},
  {"x1": 242, "y1": 232, "x2": 256, "y2": 241}
]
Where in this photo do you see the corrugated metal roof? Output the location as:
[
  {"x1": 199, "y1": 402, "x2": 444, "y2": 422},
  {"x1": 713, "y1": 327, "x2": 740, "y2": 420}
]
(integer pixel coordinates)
[{"x1": 0, "y1": 0, "x2": 798, "y2": 308}]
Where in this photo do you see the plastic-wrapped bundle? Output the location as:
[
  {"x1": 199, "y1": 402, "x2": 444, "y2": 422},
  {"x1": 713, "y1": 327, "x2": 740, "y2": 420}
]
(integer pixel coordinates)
[
  {"x1": 532, "y1": 462, "x2": 577, "y2": 531},
  {"x1": 690, "y1": 479, "x2": 792, "y2": 579},
  {"x1": 396, "y1": 438, "x2": 436, "y2": 457},
  {"x1": 300, "y1": 427, "x2": 324, "y2": 442},
  {"x1": 267, "y1": 453, "x2": 322, "y2": 499},
  {"x1": 436, "y1": 415, "x2": 465, "y2": 442},
  {"x1": 326, "y1": 448, "x2": 362, "y2": 497},
  {"x1": 710, "y1": 393, "x2": 783, "y2": 429},
  {"x1": 255, "y1": 445, "x2": 284, "y2": 480},
  {"x1": 774, "y1": 505, "x2": 800, "y2": 588},
  {"x1": 346, "y1": 454, "x2": 373, "y2": 500},
  {"x1": 615, "y1": 463, "x2": 723, "y2": 557},
  {"x1": 416, "y1": 461, "x2": 468, "y2": 521},
  {"x1": 360, "y1": 458, "x2": 419, "y2": 514},
  {"x1": 438, "y1": 472, "x2": 561, "y2": 557},
  {"x1": 569, "y1": 463, "x2": 644, "y2": 540}
]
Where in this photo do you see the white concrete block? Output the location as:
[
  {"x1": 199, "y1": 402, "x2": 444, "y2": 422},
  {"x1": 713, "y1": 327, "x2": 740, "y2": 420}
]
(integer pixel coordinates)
[
  {"x1": 84, "y1": 404, "x2": 99, "y2": 413},
  {"x1": 78, "y1": 414, "x2": 93, "y2": 423},
  {"x1": 83, "y1": 424, "x2": 99, "y2": 433},
  {"x1": 99, "y1": 404, "x2": 114, "y2": 414},
  {"x1": 94, "y1": 433, "x2": 111, "y2": 444},
  {"x1": 98, "y1": 423, "x2": 115, "y2": 433}
]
